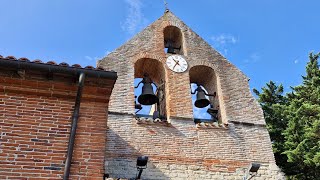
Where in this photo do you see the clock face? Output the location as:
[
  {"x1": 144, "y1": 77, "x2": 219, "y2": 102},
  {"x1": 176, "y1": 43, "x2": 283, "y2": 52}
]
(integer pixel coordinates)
[{"x1": 166, "y1": 55, "x2": 188, "y2": 73}]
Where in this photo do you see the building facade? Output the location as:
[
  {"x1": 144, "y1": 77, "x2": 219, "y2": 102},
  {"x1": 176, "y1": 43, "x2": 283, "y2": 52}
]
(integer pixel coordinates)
[
  {"x1": 0, "y1": 11, "x2": 285, "y2": 179},
  {"x1": 99, "y1": 11, "x2": 284, "y2": 179}
]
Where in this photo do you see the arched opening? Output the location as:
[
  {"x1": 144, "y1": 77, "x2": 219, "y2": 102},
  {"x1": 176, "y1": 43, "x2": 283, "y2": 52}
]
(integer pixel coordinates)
[
  {"x1": 134, "y1": 58, "x2": 166, "y2": 119},
  {"x1": 189, "y1": 65, "x2": 220, "y2": 123},
  {"x1": 163, "y1": 26, "x2": 183, "y2": 55}
]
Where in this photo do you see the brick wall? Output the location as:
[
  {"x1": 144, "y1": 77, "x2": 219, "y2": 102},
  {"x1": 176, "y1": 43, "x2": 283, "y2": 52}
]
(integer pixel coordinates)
[
  {"x1": 70, "y1": 101, "x2": 109, "y2": 179},
  {"x1": 99, "y1": 11, "x2": 284, "y2": 179},
  {"x1": 104, "y1": 114, "x2": 284, "y2": 179},
  {"x1": 0, "y1": 70, "x2": 114, "y2": 179}
]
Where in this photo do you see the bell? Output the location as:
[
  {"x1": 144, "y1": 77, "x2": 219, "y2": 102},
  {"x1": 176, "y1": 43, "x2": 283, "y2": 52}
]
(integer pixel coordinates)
[
  {"x1": 165, "y1": 39, "x2": 181, "y2": 54},
  {"x1": 194, "y1": 87, "x2": 210, "y2": 108},
  {"x1": 167, "y1": 46, "x2": 176, "y2": 54},
  {"x1": 138, "y1": 83, "x2": 159, "y2": 105}
]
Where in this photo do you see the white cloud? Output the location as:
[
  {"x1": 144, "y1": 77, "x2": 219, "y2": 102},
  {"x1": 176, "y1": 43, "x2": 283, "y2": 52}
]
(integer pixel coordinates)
[
  {"x1": 121, "y1": 0, "x2": 147, "y2": 35},
  {"x1": 211, "y1": 34, "x2": 237, "y2": 46},
  {"x1": 250, "y1": 52, "x2": 260, "y2": 62},
  {"x1": 293, "y1": 56, "x2": 300, "y2": 64},
  {"x1": 243, "y1": 52, "x2": 261, "y2": 64},
  {"x1": 84, "y1": 50, "x2": 111, "y2": 62},
  {"x1": 85, "y1": 56, "x2": 93, "y2": 61},
  {"x1": 210, "y1": 34, "x2": 238, "y2": 55},
  {"x1": 0, "y1": 47, "x2": 8, "y2": 55}
]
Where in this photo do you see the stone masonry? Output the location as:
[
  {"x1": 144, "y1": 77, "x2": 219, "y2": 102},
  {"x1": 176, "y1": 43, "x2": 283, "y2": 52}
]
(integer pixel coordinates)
[{"x1": 99, "y1": 11, "x2": 285, "y2": 179}]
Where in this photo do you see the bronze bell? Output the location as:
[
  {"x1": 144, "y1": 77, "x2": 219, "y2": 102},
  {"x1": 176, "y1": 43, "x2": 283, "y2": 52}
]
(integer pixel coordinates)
[
  {"x1": 194, "y1": 88, "x2": 211, "y2": 108},
  {"x1": 138, "y1": 83, "x2": 158, "y2": 105},
  {"x1": 191, "y1": 84, "x2": 216, "y2": 108},
  {"x1": 167, "y1": 46, "x2": 175, "y2": 54},
  {"x1": 165, "y1": 39, "x2": 181, "y2": 54},
  {"x1": 135, "y1": 74, "x2": 159, "y2": 105}
]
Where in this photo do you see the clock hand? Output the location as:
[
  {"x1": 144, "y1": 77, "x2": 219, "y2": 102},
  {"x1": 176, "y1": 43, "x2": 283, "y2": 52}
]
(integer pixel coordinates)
[
  {"x1": 172, "y1": 61, "x2": 179, "y2": 70},
  {"x1": 174, "y1": 59, "x2": 180, "y2": 65}
]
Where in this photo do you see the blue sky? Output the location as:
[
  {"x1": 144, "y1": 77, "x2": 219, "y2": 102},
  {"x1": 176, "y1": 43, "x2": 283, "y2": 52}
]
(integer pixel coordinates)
[{"x1": 1, "y1": 0, "x2": 319, "y2": 118}]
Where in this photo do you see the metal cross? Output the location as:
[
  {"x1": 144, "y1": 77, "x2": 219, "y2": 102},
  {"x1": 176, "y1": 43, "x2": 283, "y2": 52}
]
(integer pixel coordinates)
[{"x1": 163, "y1": 0, "x2": 169, "y2": 11}]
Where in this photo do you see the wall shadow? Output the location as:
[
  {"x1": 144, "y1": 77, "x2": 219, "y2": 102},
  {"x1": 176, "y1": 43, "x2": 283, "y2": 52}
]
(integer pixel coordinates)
[
  {"x1": 105, "y1": 125, "x2": 172, "y2": 180},
  {"x1": 105, "y1": 114, "x2": 264, "y2": 180}
]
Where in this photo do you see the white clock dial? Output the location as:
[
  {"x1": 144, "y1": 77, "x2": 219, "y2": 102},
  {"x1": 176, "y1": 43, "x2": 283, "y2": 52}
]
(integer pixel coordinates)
[{"x1": 166, "y1": 55, "x2": 188, "y2": 73}]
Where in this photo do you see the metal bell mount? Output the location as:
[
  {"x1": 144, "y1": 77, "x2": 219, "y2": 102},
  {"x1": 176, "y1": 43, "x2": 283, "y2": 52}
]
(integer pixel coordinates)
[
  {"x1": 134, "y1": 96, "x2": 142, "y2": 114},
  {"x1": 207, "y1": 104, "x2": 219, "y2": 122}
]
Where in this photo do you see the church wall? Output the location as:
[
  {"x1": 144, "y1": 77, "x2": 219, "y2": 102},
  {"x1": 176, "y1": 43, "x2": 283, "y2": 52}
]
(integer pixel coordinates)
[
  {"x1": 99, "y1": 12, "x2": 265, "y2": 124},
  {"x1": 0, "y1": 70, "x2": 113, "y2": 179},
  {"x1": 105, "y1": 114, "x2": 284, "y2": 179},
  {"x1": 99, "y1": 11, "x2": 284, "y2": 179}
]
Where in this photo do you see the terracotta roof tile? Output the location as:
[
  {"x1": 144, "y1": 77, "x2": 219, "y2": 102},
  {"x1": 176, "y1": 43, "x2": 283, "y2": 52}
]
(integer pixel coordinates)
[
  {"x1": 59, "y1": 62, "x2": 69, "y2": 67},
  {"x1": 18, "y1": 57, "x2": 30, "y2": 62},
  {"x1": 84, "y1": 65, "x2": 94, "y2": 69},
  {"x1": 32, "y1": 59, "x2": 43, "y2": 63},
  {"x1": 6, "y1": 56, "x2": 17, "y2": 60},
  {"x1": 0, "y1": 54, "x2": 110, "y2": 72},
  {"x1": 72, "y1": 64, "x2": 82, "y2": 68},
  {"x1": 46, "y1": 61, "x2": 57, "y2": 65}
]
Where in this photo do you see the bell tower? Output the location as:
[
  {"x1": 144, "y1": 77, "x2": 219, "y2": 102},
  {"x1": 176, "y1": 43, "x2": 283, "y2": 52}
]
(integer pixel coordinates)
[{"x1": 98, "y1": 11, "x2": 284, "y2": 179}]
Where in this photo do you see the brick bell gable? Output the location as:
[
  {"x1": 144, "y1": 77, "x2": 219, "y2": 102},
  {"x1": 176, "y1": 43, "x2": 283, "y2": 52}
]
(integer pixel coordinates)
[{"x1": 98, "y1": 11, "x2": 284, "y2": 179}]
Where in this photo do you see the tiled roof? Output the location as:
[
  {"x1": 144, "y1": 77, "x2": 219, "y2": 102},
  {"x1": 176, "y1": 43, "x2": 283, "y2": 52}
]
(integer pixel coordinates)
[{"x1": 0, "y1": 55, "x2": 106, "y2": 71}]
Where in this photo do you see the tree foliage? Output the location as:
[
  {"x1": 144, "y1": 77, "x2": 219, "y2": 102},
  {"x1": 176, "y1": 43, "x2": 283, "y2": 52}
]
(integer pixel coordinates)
[{"x1": 254, "y1": 53, "x2": 320, "y2": 179}]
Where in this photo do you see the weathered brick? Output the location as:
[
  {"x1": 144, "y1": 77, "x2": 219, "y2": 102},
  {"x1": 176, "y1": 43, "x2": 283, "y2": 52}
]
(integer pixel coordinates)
[
  {"x1": 99, "y1": 11, "x2": 284, "y2": 179},
  {"x1": 0, "y1": 65, "x2": 114, "y2": 179}
]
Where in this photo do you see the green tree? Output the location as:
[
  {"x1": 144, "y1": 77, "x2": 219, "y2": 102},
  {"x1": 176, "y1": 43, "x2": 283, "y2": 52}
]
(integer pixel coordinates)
[
  {"x1": 254, "y1": 53, "x2": 320, "y2": 179},
  {"x1": 253, "y1": 81, "x2": 291, "y2": 173},
  {"x1": 283, "y1": 53, "x2": 320, "y2": 179}
]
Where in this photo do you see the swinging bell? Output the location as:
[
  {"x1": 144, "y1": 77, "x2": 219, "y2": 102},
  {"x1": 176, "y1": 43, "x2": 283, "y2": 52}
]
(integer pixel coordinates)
[
  {"x1": 192, "y1": 84, "x2": 216, "y2": 108},
  {"x1": 135, "y1": 74, "x2": 159, "y2": 105},
  {"x1": 138, "y1": 83, "x2": 158, "y2": 105},
  {"x1": 194, "y1": 87, "x2": 211, "y2": 108}
]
